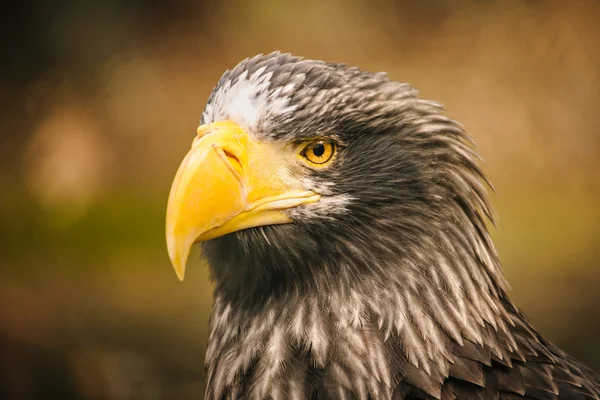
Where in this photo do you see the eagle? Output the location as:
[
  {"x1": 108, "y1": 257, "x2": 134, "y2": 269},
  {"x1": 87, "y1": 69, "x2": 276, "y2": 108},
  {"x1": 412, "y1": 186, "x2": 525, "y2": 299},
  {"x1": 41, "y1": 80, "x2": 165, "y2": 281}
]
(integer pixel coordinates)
[{"x1": 165, "y1": 52, "x2": 600, "y2": 400}]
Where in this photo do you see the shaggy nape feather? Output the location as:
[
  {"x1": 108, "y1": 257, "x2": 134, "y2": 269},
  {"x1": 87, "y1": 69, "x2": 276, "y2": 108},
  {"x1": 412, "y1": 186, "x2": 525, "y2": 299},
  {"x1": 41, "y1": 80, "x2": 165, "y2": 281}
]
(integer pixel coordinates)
[{"x1": 196, "y1": 52, "x2": 600, "y2": 400}]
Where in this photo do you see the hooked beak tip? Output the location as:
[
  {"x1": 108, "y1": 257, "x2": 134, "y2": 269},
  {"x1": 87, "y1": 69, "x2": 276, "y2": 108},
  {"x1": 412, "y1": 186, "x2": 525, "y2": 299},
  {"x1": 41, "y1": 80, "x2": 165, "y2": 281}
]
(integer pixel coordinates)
[{"x1": 166, "y1": 229, "x2": 191, "y2": 281}]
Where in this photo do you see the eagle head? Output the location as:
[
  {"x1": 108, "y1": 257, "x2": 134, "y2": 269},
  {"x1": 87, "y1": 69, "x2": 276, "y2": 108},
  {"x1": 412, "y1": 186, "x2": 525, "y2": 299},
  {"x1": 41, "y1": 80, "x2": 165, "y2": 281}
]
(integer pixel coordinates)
[
  {"x1": 162, "y1": 52, "x2": 547, "y2": 399},
  {"x1": 166, "y1": 52, "x2": 503, "y2": 303}
]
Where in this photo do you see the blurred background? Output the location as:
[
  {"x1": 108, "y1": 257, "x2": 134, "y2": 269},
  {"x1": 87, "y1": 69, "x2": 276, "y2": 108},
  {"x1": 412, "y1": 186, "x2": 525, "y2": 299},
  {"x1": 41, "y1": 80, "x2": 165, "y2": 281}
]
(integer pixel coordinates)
[{"x1": 1, "y1": 0, "x2": 599, "y2": 398}]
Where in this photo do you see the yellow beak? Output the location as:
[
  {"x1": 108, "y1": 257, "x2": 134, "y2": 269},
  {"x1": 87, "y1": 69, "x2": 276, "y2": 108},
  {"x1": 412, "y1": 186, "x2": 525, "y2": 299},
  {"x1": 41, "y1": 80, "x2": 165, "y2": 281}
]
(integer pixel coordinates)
[{"x1": 166, "y1": 121, "x2": 320, "y2": 281}]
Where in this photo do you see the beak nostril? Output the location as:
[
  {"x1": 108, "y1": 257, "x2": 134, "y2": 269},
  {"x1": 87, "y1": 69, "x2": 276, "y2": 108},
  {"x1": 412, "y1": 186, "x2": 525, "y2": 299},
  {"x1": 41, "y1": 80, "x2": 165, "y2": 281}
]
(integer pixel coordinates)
[
  {"x1": 223, "y1": 149, "x2": 236, "y2": 159},
  {"x1": 220, "y1": 149, "x2": 244, "y2": 179}
]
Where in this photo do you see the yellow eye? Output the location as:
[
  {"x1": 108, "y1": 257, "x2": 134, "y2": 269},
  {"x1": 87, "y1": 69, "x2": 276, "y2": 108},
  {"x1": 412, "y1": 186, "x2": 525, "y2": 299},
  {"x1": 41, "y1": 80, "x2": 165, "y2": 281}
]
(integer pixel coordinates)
[{"x1": 301, "y1": 140, "x2": 335, "y2": 165}]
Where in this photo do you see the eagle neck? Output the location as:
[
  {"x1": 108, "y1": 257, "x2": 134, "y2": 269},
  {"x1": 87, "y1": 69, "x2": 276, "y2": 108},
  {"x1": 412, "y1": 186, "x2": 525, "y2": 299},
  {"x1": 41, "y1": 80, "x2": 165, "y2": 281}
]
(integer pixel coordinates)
[{"x1": 205, "y1": 241, "x2": 517, "y2": 399}]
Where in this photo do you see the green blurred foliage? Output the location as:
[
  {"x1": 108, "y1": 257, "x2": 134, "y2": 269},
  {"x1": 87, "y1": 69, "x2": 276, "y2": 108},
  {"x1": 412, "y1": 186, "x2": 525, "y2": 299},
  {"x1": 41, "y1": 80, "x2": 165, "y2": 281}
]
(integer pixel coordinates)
[{"x1": 0, "y1": 0, "x2": 599, "y2": 398}]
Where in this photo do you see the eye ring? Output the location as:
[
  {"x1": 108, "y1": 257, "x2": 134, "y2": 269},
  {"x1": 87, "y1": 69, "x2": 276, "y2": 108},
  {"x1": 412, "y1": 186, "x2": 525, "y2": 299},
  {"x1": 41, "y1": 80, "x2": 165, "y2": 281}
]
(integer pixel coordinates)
[{"x1": 301, "y1": 140, "x2": 336, "y2": 165}]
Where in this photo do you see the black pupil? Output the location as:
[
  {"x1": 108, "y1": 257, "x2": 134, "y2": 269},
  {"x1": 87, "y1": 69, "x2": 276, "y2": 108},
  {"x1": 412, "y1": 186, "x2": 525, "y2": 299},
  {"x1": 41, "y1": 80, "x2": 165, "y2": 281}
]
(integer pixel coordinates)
[{"x1": 312, "y1": 143, "x2": 325, "y2": 157}]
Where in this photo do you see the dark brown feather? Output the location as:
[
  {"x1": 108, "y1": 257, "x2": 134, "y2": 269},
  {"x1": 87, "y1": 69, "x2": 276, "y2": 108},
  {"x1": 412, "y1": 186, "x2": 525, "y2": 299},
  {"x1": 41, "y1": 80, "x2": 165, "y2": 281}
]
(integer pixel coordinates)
[{"x1": 449, "y1": 357, "x2": 486, "y2": 387}]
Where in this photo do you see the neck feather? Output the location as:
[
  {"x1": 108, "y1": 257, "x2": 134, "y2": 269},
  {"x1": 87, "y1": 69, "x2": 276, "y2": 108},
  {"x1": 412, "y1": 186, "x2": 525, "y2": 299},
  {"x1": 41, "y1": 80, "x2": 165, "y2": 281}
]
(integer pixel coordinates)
[{"x1": 204, "y1": 220, "x2": 518, "y2": 399}]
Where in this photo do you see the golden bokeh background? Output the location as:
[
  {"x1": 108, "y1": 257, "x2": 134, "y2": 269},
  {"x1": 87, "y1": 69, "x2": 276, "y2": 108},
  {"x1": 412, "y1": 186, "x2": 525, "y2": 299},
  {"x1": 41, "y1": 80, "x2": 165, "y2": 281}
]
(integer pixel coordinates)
[{"x1": 1, "y1": 0, "x2": 599, "y2": 398}]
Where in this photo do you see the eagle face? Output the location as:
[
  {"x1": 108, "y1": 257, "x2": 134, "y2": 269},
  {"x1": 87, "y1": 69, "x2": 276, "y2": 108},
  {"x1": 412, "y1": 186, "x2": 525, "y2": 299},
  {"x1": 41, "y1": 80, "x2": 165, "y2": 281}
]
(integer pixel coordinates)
[
  {"x1": 164, "y1": 53, "x2": 600, "y2": 400},
  {"x1": 167, "y1": 52, "x2": 493, "y2": 300}
]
